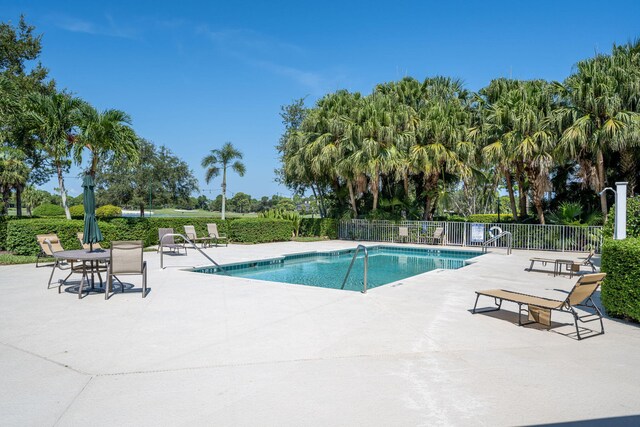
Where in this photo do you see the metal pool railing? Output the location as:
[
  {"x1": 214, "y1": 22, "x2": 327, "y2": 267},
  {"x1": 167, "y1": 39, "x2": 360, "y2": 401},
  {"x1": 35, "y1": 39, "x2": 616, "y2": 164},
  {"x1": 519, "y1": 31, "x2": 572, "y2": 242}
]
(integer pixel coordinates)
[{"x1": 339, "y1": 220, "x2": 604, "y2": 253}]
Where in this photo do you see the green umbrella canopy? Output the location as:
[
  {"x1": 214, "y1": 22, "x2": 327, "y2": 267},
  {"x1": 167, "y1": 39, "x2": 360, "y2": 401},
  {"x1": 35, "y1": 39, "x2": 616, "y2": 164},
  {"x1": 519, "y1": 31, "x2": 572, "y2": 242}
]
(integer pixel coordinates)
[{"x1": 82, "y1": 173, "x2": 103, "y2": 249}]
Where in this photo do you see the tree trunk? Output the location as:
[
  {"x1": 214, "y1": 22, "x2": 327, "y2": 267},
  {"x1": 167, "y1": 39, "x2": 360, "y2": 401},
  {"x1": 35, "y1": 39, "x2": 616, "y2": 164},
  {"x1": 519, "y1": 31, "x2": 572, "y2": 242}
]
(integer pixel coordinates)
[
  {"x1": 221, "y1": 168, "x2": 227, "y2": 220},
  {"x1": 1, "y1": 188, "x2": 9, "y2": 215},
  {"x1": 596, "y1": 149, "x2": 608, "y2": 220},
  {"x1": 515, "y1": 163, "x2": 527, "y2": 219},
  {"x1": 422, "y1": 173, "x2": 439, "y2": 220},
  {"x1": 139, "y1": 202, "x2": 145, "y2": 217},
  {"x1": 347, "y1": 179, "x2": 358, "y2": 217},
  {"x1": 15, "y1": 185, "x2": 23, "y2": 217},
  {"x1": 57, "y1": 163, "x2": 71, "y2": 220},
  {"x1": 370, "y1": 169, "x2": 380, "y2": 211},
  {"x1": 504, "y1": 170, "x2": 518, "y2": 222}
]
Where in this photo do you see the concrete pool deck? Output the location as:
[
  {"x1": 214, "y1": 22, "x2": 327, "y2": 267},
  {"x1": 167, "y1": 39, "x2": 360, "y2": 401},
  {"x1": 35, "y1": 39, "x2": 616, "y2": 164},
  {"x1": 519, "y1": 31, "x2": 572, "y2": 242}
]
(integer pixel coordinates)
[{"x1": 1, "y1": 240, "x2": 639, "y2": 426}]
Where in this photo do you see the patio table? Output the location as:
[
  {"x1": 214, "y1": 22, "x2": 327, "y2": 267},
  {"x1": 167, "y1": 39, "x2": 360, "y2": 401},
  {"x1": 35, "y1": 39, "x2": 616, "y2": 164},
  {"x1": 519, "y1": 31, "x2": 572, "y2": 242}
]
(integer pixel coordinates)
[{"x1": 53, "y1": 249, "x2": 110, "y2": 299}]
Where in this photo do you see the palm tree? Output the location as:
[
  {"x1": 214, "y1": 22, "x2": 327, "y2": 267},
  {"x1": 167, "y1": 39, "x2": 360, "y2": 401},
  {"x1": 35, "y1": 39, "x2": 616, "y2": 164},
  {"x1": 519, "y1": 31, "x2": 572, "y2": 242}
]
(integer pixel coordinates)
[
  {"x1": 201, "y1": 142, "x2": 246, "y2": 220},
  {"x1": 26, "y1": 91, "x2": 82, "y2": 219},
  {"x1": 74, "y1": 103, "x2": 139, "y2": 178},
  {"x1": 0, "y1": 147, "x2": 29, "y2": 215},
  {"x1": 557, "y1": 52, "x2": 640, "y2": 219}
]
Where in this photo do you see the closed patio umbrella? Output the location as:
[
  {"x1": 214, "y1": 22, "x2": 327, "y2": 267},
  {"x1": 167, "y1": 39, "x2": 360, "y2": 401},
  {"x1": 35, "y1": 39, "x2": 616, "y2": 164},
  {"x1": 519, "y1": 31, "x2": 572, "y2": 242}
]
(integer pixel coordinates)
[{"x1": 82, "y1": 173, "x2": 103, "y2": 252}]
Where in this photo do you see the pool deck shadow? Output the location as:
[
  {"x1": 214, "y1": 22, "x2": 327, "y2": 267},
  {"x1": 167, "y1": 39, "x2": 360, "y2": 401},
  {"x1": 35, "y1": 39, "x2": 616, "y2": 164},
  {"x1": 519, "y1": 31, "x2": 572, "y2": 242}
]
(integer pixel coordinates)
[{"x1": 1, "y1": 240, "x2": 639, "y2": 426}]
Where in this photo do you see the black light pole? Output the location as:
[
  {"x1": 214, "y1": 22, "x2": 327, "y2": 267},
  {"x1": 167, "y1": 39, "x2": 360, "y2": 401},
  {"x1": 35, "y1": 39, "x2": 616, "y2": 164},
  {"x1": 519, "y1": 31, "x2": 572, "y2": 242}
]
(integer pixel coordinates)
[{"x1": 497, "y1": 199, "x2": 501, "y2": 223}]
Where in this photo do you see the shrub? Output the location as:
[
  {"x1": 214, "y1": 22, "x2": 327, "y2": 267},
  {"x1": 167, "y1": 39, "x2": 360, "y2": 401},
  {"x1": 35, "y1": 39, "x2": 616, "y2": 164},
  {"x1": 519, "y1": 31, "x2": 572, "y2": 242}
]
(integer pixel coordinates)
[
  {"x1": 299, "y1": 218, "x2": 338, "y2": 239},
  {"x1": 601, "y1": 237, "x2": 640, "y2": 322},
  {"x1": 69, "y1": 205, "x2": 84, "y2": 219},
  {"x1": 260, "y1": 208, "x2": 301, "y2": 236},
  {"x1": 230, "y1": 218, "x2": 292, "y2": 243},
  {"x1": 603, "y1": 196, "x2": 640, "y2": 238},
  {"x1": 32, "y1": 203, "x2": 65, "y2": 217},
  {"x1": 96, "y1": 205, "x2": 122, "y2": 218},
  {"x1": 0, "y1": 215, "x2": 8, "y2": 250},
  {"x1": 467, "y1": 213, "x2": 514, "y2": 223}
]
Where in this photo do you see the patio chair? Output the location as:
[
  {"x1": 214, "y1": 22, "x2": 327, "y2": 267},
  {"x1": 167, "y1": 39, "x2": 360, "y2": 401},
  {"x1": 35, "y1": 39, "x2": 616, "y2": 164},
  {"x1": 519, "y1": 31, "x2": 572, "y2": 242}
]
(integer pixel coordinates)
[
  {"x1": 36, "y1": 234, "x2": 82, "y2": 288},
  {"x1": 184, "y1": 225, "x2": 214, "y2": 248},
  {"x1": 207, "y1": 223, "x2": 229, "y2": 247},
  {"x1": 158, "y1": 228, "x2": 187, "y2": 255},
  {"x1": 472, "y1": 272, "x2": 606, "y2": 340},
  {"x1": 420, "y1": 226, "x2": 444, "y2": 245},
  {"x1": 77, "y1": 232, "x2": 103, "y2": 251},
  {"x1": 527, "y1": 250, "x2": 597, "y2": 277},
  {"x1": 106, "y1": 240, "x2": 147, "y2": 299}
]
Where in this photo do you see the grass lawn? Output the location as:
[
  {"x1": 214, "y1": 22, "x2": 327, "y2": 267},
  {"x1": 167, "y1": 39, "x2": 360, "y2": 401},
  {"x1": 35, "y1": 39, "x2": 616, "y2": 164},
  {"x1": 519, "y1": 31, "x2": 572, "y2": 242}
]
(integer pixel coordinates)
[
  {"x1": 0, "y1": 253, "x2": 45, "y2": 265},
  {"x1": 131, "y1": 208, "x2": 259, "y2": 218}
]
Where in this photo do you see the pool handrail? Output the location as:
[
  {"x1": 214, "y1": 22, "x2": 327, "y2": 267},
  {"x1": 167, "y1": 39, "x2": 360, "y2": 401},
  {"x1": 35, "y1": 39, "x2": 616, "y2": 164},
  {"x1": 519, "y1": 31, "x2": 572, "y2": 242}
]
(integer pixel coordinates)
[
  {"x1": 340, "y1": 244, "x2": 368, "y2": 293},
  {"x1": 160, "y1": 232, "x2": 228, "y2": 273},
  {"x1": 481, "y1": 231, "x2": 513, "y2": 255}
]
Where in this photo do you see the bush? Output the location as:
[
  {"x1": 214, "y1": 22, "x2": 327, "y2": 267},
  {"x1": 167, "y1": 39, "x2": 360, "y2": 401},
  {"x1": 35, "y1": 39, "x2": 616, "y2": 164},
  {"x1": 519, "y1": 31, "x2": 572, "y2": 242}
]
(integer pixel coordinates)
[
  {"x1": 601, "y1": 237, "x2": 640, "y2": 322},
  {"x1": 69, "y1": 205, "x2": 84, "y2": 219},
  {"x1": 96, "y1": 205, "x2": 122, "y2": 218},
  {"x1": 0, "y1": 215, "x2": 8, "y2": 250},
  {"x1": 32, "y1": 203, "x2": 65, "y2": 217},
  {"x1": 467, "y1": 213, "x2": 514, "y2": 223},
  {"x1": 230, "y1": 218, "x2": 292, "y2": 243},
  {"x1": 299, "y1": 218, "x2": 338, "y2": 239},
  {"x1": 603, "y1": 196, "x2": 640, "y2": 238}
]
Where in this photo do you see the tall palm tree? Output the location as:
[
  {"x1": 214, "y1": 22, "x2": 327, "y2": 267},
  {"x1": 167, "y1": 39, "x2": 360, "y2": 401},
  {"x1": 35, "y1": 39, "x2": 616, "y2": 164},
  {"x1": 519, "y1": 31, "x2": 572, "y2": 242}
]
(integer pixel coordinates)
[
  {"x1": 557, "y1": 52, "x2": 640, "y2": 219},
  {"x1": 0, "y1": 147, "x2": 29, "y2": 215},
  {"x1": 74, "y1": 103, "x2": 139, "y2": 178},
  {"x1": 26, "y1": 91, "x2": 83, "y2": 219},
  {"x1": 201, "y1": 142, "x2": 246, "y2": 220}
]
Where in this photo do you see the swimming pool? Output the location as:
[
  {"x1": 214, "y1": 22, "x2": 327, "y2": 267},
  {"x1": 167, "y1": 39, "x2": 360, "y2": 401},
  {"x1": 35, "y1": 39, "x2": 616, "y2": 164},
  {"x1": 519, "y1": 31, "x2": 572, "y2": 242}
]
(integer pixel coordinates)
[{"x1": 193, "y1": 246, "x2": 482, "y2": 292}]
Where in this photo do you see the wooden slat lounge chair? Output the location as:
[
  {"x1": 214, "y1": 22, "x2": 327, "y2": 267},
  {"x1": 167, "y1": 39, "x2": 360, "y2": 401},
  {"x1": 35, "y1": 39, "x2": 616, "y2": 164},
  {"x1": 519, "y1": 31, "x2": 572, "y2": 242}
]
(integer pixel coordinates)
[
  {"x1": 184, "y1": 225, "x2": 214, "y2": 248},
  {"x1": 207, "y1": 223, "x2": 228, "y2": 247},
  {"x1": 472, "y1": 272, "x2": 606, "y2": 340},
  {"x1": 528, "y1": 250, "x2": 596, "y2": 277},
  {"x1": 420, "y1": 226, "x2": 444, "y2": 245},
  {"x1": 157, "y1": 228, "x2": 187, "y2": 255}
]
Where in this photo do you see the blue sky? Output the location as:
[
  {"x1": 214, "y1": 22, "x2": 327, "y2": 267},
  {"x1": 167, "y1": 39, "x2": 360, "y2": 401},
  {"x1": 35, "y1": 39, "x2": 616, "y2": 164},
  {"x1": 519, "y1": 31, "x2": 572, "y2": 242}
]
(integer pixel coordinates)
[{"x1": 2, "y1": 0, "x2": 639, "y2": 199}]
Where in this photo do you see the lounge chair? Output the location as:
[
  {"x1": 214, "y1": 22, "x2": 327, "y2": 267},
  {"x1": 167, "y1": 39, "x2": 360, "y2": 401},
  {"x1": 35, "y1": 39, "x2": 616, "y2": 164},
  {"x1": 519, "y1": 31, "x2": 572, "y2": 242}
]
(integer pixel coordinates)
[
  {"x1": 472, "y1": 272, "x2": 606, "y2": 340},
  {"x1": 158, "y1": 228, "x2": 187, "y2": 255},
  {"x1": 207, "y1": 223, "x2": 229, "y2": 247},
  {"x1": 106, "y1": 240, "x2": 147, "y2": 299},
  {"x1": 184, "y1": 225, "x2": 214, "y2": 248},
  {"x1": 36, "y1": 234, "x2": 82, "y2": 288},
  {"x1": 528, "y1": 250, "x2": 596, "y2": 277},
  {"x1": 77, "y1": 232, "x2": 103, "y2": 251},
  {"x1": 420, "y1": 226, "x2": 444, "y2": 245}
]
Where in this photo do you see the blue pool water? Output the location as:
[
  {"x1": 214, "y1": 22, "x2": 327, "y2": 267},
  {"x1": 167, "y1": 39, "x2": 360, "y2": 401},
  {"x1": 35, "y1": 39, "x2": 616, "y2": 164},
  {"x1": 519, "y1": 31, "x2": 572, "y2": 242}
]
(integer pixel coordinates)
[{"x1": 193, "y1": 246, "x2": 482, "y2": 292}]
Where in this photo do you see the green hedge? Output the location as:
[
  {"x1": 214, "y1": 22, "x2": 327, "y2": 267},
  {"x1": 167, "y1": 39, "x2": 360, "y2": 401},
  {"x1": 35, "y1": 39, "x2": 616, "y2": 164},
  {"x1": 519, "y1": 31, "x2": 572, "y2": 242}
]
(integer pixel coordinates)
[
  {"x1": 32, "y1": 203, "x2": 65, "y2": 217},
  {"x1": 229, "y1": 218, "x2": 292, "y2": 243},
  {"x1": 0, "y1": 216, "x2": 8, "y2": 250},
  {"x1": 96, "y1": 204, "x2": 122, "y2": 218},
  {"x1": 601, "y1": 237, "x2": 640, "y2": 322},
  {"x1": 299, "y1": 218, "x2": 338, "y2": 239},
  {"x1": 467, "y1": 213, "x2": 515, "y2": 223},
  {"x1": 603, "y1": 196, "x2": 640, "y2": 238},
  {"x1": 69, "y1": 205, "x2": 84, "y2": 218}
]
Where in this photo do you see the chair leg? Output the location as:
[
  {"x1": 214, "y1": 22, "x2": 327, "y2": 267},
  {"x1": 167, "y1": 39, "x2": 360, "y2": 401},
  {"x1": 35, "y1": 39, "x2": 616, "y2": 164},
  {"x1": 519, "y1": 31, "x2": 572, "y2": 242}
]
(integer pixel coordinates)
[
  {"x1": 48, "y1": 260, "x2": 59, "y2": 288},
  {"x1": 142, "y1": 262, "x2": 147, "y2": 298}
]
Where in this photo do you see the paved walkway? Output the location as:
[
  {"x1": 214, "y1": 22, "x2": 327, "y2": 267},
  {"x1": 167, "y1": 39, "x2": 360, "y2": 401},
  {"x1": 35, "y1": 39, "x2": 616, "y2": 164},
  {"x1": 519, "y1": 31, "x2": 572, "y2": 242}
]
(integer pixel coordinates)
[{"x1": 1, "y1": 241, "x2": 639, "y2": 426}]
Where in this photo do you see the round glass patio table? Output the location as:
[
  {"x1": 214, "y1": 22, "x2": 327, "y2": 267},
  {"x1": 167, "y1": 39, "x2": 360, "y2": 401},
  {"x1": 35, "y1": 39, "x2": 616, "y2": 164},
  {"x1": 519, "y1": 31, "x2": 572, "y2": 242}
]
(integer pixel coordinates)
[{"x1": 53, "y1": 249, "x2": 110, "y2": 299}]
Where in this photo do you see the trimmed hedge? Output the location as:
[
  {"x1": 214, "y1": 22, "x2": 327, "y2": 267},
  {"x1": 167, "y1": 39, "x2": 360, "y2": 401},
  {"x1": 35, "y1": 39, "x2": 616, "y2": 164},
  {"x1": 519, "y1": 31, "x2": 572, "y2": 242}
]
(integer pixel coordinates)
[
  {"x1": 467, "y1": 213, "x2": 514, "y2": 223},
  {"x1": 299, "y1": 218, "x2": 338, "y2": 239},
  {"x1": 32, "y1": 203, "x2": 65, "y2": 217},
  {"x1": 0, "y1": 216, "x2": 8, "y2": 250},
  {"x1": 603, "y1": 196, "x2": 640, "y2": 238},
  {"x1": 601, "y1": 237, "x2": 640, "y2": 322},
  {"x1": 69, "y1": 205, "x2": 84, "y2": 219},
  {"x1": 229, "y1": 218, "x2": 293, "y2": 243},
  {"x1": 96, "y1": 205, "x2": 122, "y2": 218}
]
